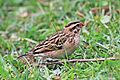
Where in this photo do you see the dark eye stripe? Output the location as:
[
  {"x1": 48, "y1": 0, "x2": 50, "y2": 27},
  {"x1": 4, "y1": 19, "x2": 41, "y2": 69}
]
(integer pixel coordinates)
[
  {"x1": 72, "y1": 26, "x2": 76, "y2": 30},
  {"x1": 69, "y1": 23, "x2": 80, "y2": 31},
  {"x1": 75, "y1": 23, "x2": 80, "y2": 27}
]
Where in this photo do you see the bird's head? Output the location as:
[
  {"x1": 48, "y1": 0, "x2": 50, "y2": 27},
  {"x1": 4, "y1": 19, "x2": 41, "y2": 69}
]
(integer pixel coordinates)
[{"x1": 64, "y1": 21, "x2": 84, "y2": 34}]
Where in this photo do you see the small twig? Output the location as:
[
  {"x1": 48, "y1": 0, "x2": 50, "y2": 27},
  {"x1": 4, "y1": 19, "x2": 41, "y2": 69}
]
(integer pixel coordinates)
[
  {"x1": 21, "y1": 38, "x2": 38, "y2": 44},
  {"x1": 42, "y1": 57, "x2": 119, "y2": 65}
]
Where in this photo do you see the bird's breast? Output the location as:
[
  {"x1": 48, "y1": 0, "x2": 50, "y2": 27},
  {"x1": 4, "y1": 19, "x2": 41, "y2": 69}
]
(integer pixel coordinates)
[{"x1": 63, "y1": 34, "x2": 80, "y2": 54}]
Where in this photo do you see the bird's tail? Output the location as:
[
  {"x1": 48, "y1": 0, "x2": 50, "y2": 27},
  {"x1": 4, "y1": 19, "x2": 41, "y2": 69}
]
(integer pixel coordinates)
[{"x1": 18, "y1": 53, "x2": 35, "y2": 64}]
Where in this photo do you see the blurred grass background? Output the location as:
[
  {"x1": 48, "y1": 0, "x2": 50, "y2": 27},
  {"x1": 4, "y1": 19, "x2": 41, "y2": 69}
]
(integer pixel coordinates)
[{"x1": 0, "y1": 0, "x2": 120, "y2": 79}]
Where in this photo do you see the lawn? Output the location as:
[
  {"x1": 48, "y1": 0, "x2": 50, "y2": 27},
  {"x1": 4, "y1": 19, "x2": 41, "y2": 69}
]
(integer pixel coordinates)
[{"x1": 0, "y1": 0, "x2": 120, "y2": 80}]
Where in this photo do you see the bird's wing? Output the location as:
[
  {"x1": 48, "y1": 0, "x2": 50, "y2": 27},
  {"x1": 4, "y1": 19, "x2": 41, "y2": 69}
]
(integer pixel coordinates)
[{"x1": 31, "y1": 31, "x2": 68, "y2": 54}]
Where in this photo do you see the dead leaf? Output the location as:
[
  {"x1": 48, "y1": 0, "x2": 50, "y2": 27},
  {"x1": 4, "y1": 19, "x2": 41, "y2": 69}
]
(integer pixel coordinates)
[
  {"x1": 77, "y1": 11, "x2": 85, "y2": 18},
  {"x1": 84, "y1": 21, "x2": 90, "y2": 27},
  {"x1": 100, "y1": 15, "x2": 111, "y2": 24},
  {"x1": 10, "y1": 33, "x2": 19, "y2": 41},
  {"x1": 20, "y1": 11, "x2": 28, "y2": 18},
  {"x1": 102, "y1": 6, "x2": 109, "y2": 14},
  {"x1": 116, "y1": 9, "x2": 120, "y2": 14},
  {"x1": 91, "y1": 6, "x2": 109, "y2": 15},
  {"x1": 16, "y1": 7, "x2": 29, "y2": 18},
  {"x1": 53, "y1": 68, "x2": 61, "y2": 80},
  {"x1": 91, "y1": 7, "x2": 100, "y2": 15},
  {"x1": 53, "y1": 75, "x2": 61, "y2": 80}
]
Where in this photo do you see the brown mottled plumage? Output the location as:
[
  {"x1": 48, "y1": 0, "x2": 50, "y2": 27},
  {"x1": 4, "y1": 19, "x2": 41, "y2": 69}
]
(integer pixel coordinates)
[{"x1": 18, "y1": 21, "x2": 84, "y2": 64}]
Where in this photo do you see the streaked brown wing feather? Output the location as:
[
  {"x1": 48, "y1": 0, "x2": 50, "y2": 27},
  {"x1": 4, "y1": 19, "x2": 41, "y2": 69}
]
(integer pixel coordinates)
[{"x1": 32, "y1": 31, "x2": 67, "y2": 54}]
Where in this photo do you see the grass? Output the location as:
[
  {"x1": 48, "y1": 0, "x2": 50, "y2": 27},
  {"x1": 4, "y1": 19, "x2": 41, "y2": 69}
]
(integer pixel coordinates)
[{"x1": 0, "y1": 0, "x2": 120, "y2": 80}]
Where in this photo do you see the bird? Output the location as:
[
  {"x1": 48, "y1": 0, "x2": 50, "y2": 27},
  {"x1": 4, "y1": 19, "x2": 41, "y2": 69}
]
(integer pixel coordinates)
[{"x1": 18, "y1": 21, "x2": 84, "y2": 64}]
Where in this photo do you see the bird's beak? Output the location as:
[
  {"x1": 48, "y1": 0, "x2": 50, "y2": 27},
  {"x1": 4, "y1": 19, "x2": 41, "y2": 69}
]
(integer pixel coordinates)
[{"x1": 79, "y1": 22, "x2": 84, "y2": 28}]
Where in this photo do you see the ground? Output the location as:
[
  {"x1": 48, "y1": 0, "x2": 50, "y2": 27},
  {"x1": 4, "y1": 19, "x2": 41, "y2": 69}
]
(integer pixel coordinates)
[{"x1": 0, "y1": 0, "x2": 120, "y2": 80}]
